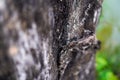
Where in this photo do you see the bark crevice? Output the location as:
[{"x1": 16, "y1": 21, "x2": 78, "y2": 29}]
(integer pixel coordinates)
[{"x1": 0, "y1": 0, "x2": 102, "y2": 80}]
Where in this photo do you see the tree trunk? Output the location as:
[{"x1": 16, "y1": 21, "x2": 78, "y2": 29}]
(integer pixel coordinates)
[{"x1": 0, "y1": 0, "x2": 102, "y2": 80}]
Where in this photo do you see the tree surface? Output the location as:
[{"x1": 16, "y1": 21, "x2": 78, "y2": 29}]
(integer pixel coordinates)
[{"x1": 0, "y1": 0, "x2": 102, "y2": 80}]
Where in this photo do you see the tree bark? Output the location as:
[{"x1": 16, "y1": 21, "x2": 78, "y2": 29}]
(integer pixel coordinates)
[{"x1": 0, "y1": 0, "x2": 102, "y2": 80}]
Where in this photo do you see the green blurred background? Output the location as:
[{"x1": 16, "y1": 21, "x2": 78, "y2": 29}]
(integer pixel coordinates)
[{"x1": 96, "y1": 0, "x2": 120, "y2": 80}]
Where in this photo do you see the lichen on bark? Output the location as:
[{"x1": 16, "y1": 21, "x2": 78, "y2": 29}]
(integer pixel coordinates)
[{"x1": 0, "y1": 0, "x2": 102, "y2": 80}]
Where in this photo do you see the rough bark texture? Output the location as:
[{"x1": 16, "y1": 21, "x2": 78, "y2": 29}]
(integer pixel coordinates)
[{"x1": 0, "y1": 0, "x2": 102, "y2": 80}]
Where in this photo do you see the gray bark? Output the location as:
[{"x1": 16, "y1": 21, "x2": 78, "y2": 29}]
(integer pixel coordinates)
[{"x1": 0, "y1": 0, "x2": 102, "y2": 80}]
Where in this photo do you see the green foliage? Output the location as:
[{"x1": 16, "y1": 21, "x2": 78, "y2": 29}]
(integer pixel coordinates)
[
  {"x1": 96, "y1": 53, "x2": 119, "y2": 80},
  {"x1": 96, "y1": 53, "x2": 107, "y2": 71},
  {"x1": 96, "y1": 0, "x2": 120, "y2": 80},
  {"x1": 98, "y1": 70, "x2": 118, "y2": 80}
]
